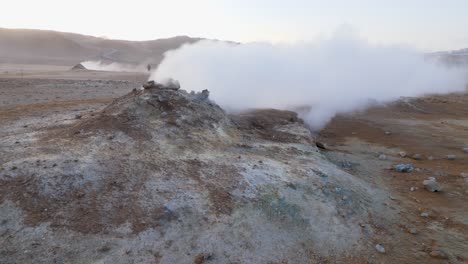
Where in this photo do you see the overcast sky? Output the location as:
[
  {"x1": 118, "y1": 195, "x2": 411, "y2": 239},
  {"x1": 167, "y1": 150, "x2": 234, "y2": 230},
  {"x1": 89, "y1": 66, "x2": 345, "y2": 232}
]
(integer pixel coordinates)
[{"x1": 1, "y1": 0, "x2": 467, "y2": 51}]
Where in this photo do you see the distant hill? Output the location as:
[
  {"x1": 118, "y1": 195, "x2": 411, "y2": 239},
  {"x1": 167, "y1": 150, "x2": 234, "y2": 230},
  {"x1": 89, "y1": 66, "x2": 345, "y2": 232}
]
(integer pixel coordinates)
[
  {"x1": 429, "y1": 48, "x2": 468, "y2": 68},
  {"x1": 0, "y1": 28, "x2": 202, "y2": 66}
]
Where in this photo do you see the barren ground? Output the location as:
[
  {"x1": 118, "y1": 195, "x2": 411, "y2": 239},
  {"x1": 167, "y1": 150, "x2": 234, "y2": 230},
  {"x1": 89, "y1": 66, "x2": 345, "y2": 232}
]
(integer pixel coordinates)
[{"x1": 0, "y1": 66, "x2": 467, "y2": 263}]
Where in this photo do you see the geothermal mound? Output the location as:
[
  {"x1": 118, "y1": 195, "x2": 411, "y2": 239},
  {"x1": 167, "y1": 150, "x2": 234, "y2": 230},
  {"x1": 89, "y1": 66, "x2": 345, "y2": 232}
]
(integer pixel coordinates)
[
  {"x1": 67, "y1": 80, "x2": 233, "y2": 145},
  {"x1": 0, "y1": 81, "x2": 385, "y2": 263},
  {"x1": 70, "y1": 63, "x2": 87, "y2": 70}
]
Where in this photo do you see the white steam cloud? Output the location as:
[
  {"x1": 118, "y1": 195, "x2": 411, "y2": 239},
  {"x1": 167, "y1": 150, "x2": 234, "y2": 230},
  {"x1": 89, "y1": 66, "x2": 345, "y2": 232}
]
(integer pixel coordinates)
[{"x1": 150, "y1": 33, "x2": 466, "y2": 130}]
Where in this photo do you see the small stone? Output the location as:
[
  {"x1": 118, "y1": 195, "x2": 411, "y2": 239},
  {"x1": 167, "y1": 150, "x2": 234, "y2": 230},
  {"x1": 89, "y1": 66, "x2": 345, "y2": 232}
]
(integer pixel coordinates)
[
  {"x1": 410, "y1": 187, "x2": 415, "y2": 192},
  {"x1": 447, "y1": 154, "x2": 457, "y2": 160},
  {"x1": 143, "y1": 80, "x2": 156, "y2": 89},
  {"x1": 398, "y1": 151, "x2": 407, "y2": 158},
  {"x1": 412, "y1": 154, "x2": 422, "y2": 160},
  {"x1": 385, "y1": 131, "x2": 391, "y2": 135},
  {"x1": 198, "y1": 89, "x2": 210, "y2": 100},
  {"x1": 428, "y1": 156, "x2": 434, "y2": 161},
  {"x1": 408, "y1": 227, "x2": 418, "y2": 234},
  {"x1": 421, "y1": 212, "x2": 429, "y2": 217},
  {"x1": 463, "y1": 147, "x2": 468, "y2": 153},
  {"x1": 194, "y1": 253, "x2": 212, "y2": 264},
  {"x1": 378, "y1": 154, "x2": 387, "y2": 160},
  {"x1": 316, "y1": 141, "x2": 326, "y2": 150},
  {"x1": 395, "y1": 164, "x2": 414, "y2": 173},
  {"x1": 75, "y1": 114, "x2": 82, "y2": 119},
  {"x1": 429, "y1": 250, "x2": 448, "y2": 259},
  {"x1": 375, "y1": 244, "x2": 386, "y2": 253},
  {"x1": 423, "y1": 178, "x2": 441, "y2": 192}
]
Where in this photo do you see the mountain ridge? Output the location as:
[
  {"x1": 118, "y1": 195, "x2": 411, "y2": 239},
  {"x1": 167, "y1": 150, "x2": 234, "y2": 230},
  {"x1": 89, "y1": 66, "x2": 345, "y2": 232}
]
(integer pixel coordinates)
[{"x1": 0, "y1": 27, "x2": 203, "y2": 66}]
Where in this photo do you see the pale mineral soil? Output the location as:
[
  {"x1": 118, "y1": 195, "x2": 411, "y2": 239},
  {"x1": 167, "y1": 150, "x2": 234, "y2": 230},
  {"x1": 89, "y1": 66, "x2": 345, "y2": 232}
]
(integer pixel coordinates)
[{"x1": 0, "y1": 66, "x2": 467, "y2": 264}]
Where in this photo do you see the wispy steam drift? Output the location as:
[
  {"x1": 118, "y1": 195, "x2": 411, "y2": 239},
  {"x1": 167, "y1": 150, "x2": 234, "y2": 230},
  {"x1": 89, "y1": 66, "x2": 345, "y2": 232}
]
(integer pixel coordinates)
[
  {"x1": 82, "y1": 60, "x2": 147, "y2": 73},
  {"x1": 151, "y1": 33, "x2": 466, "y2": 130}
]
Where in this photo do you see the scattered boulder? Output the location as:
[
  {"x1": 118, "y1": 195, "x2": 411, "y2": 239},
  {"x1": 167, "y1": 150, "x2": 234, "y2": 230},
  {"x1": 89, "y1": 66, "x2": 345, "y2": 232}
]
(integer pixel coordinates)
[
  {"x1": 423, "y1": 177, "x2": 441, "y2": 192},
  {"x1": 398, "y1": 151, "x2": 407, "y2": 158},
  {"x1": 75, "y1": 114, "x2": 82, "y2": 119},
  {"x1": 429, "y1": 250, "x2": 448, "y2": 259},
  {"x1": 143, "y1": 80, "x2": 161, "y2": 89},
  {"x1": 447, "y1": 154, "x2": 457, "y2": 160},
  {"x1": 378, "y1": 154, "x2": 387, "y2": 160},
  {"x1": 460, "y1": 173, "x2": 468, "y2": 183},
  {"x1": 463, "y1": 147, "x2": 468, "y2": 153},
  {"x1": 375, "y1": 244, "x2": 386, "y2": 254},
  {"x1": 395, "y1": 164, "x2": 414, "y2": 173},
  {"x1": 197, "y1": 89, "x2": 210, "y2": 101},
  {"x1": 420, "y1": 212, "x2": 429, "y2": 217}
]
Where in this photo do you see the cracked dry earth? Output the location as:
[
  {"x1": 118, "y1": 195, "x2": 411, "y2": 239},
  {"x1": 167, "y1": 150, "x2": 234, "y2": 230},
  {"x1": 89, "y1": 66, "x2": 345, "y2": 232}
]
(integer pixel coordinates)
[{"x1": 0, "y1": 75, "x2": 467, "y2": 263}]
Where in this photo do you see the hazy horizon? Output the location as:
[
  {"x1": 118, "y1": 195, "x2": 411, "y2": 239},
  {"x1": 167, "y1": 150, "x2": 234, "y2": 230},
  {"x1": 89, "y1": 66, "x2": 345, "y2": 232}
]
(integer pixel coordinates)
[{"x1": 1, "y1": 0, "x2": 468, "y2": 52}]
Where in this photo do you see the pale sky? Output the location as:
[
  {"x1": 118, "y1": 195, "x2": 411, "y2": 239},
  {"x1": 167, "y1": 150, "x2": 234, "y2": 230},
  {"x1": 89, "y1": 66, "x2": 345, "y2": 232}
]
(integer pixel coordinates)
[{"x1": 1, "y1": 0, "x2": 467, "y2": 51}]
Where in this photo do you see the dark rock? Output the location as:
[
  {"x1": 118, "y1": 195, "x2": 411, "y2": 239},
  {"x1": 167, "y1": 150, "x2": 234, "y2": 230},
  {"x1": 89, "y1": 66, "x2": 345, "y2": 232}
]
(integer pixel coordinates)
[
  {"x1": 316, "y1": 141, "x2": 326, "y2": 149},
  {"x1": 395, "y1": 164, "x2": 414, "y2": 173},
  {"x1": 197, "y1": 89, "x2": 210, "y2": 100}
]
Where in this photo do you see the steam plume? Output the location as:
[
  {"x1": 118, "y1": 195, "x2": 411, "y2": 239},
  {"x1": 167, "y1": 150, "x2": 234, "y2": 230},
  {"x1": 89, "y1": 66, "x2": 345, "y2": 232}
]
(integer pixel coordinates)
[{"x1": 150, "y1": 33, "x2": 466, "y2": 130}]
